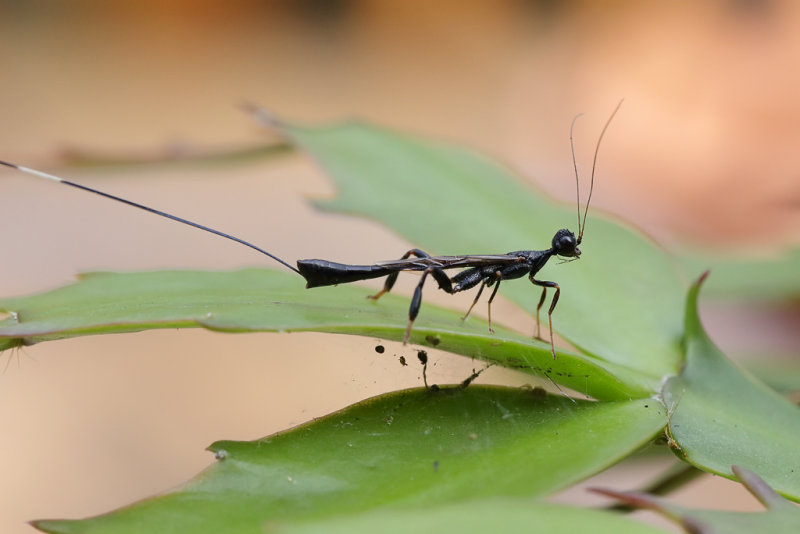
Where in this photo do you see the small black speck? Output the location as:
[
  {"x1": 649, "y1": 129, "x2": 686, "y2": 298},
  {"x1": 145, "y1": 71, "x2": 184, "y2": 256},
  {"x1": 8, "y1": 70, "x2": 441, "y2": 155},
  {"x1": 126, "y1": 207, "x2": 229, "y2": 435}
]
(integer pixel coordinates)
[
  {"x1": 644, "y1": 404, "x2": 649, "y2": 408},
  {"x1": 375, "y1": 345, "x2": 385, "y2": 354},
  {"x1": 417, "y1": 350, "x2": 428, "y2": 365},
  {"x1": 425, "y1": 335, "x2": 441, "y2": 346},
  {"x1": 399, "y1": 356, "x2": 407, "y2": 366}
]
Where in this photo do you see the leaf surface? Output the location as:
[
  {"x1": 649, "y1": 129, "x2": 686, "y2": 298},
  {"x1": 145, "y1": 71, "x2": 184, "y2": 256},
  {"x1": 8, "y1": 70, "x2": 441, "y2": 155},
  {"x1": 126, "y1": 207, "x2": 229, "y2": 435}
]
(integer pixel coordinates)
[
  {"x1": 33, "y1": 386, "x2": 667, "y2": 534},
  {"x1": 266, "y1": 499, "x2": 671, "y2": 534},
  {"x1": 663, "y1": 273, "x2": 800, "y2": 500}
]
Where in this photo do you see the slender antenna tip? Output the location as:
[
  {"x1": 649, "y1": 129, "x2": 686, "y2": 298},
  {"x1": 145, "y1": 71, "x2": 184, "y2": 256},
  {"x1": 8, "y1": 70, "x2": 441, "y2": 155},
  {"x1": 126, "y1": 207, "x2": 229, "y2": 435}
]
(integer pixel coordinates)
[
  {"x1": 577, "y1": 100, "x2": 624, "y2": 241},
  {"x1": 569, "y1": 112, "x2": 585, "y2": 132},
  {"x1": 0, "y1": 159, "x2": 18, "y2": 169}
]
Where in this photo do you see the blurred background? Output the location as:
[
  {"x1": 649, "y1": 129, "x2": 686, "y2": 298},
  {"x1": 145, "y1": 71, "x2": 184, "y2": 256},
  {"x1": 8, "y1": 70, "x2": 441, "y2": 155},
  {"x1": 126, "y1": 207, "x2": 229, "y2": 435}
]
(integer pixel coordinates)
[{"x1": 1, "y1": 1, "x2": 798, "y2": 532}]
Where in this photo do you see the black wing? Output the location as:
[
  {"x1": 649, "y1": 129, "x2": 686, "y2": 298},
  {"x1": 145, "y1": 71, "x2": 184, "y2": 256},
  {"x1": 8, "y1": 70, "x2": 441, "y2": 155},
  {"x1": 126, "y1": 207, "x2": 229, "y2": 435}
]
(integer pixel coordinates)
[{"x1": 373, "y1": 254, "x2": 525, "y2": 270}]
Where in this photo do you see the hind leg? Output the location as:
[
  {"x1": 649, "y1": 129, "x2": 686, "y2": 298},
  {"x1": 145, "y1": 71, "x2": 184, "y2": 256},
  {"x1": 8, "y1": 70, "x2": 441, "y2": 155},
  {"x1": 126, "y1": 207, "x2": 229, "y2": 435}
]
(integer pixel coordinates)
[
  {"x1": 402, "y1": 264, "x2": 457, "y2": 343},
  {"x1": 404, "y1": 267, "x2": 433, "y2": 343},
  {"x1": 368, "y1": 249, "x2": 430, "y2": 300}
]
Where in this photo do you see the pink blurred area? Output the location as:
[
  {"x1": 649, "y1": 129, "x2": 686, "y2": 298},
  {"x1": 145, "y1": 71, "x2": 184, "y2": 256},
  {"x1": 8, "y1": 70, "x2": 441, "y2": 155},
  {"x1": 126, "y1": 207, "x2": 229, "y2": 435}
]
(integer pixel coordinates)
[{"x1": 1, "y1": 2, "x2": 797, "y2": 533}]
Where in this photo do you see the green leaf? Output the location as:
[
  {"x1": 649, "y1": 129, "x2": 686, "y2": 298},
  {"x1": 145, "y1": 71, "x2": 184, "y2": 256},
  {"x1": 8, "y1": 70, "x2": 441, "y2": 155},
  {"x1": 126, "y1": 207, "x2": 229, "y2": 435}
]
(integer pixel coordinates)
[
  {"x1": 663, "y1": 273, "x2": 800, "y2": 500},
  {"x1": 0, "y1": 273, "x2": 656, "y2": 403},
  {"x1": 263, "y1": 499, "x2": 672, "y2": 534},
  {"x1": 281, "y1": 121, "x2": 686, "y2": 378},
  {"x1": 32, "y1": 386, "x2": 667, "y2": 534}
]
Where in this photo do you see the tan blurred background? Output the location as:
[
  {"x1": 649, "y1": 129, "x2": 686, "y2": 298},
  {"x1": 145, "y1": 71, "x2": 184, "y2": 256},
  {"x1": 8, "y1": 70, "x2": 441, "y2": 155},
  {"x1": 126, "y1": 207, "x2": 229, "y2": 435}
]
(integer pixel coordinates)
[{"x1": 1, "y1": 1, "x2": 798, "y2": 532}]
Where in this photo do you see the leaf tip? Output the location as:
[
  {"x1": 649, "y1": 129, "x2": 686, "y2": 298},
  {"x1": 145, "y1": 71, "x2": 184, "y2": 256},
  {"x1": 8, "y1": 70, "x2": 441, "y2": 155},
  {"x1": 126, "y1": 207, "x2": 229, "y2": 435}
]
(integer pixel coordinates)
[
  {"x1": 29, "y1": 519, "x2": 75, "y2": 534},
  {"x1": 685, "y1": 270, "x2": 712, "y2": 338}
]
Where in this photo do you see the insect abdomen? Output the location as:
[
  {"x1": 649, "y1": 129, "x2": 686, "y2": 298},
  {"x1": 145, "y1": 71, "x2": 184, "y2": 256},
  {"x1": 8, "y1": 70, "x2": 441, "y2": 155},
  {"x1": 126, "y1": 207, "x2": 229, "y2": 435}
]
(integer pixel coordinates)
[{"x1": 296, "y1": 259, "x2": 392, "y2": 288}]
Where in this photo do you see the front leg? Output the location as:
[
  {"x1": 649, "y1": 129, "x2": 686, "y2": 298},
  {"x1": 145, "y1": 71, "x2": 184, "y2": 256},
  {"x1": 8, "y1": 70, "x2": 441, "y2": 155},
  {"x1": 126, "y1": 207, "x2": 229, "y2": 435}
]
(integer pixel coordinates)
[
  {"x1": 534, "y1": 286, "x2": 547, "y2": 339},
  {"x1": 529, "y1": 276, "x2": 560, "y2": 359}
]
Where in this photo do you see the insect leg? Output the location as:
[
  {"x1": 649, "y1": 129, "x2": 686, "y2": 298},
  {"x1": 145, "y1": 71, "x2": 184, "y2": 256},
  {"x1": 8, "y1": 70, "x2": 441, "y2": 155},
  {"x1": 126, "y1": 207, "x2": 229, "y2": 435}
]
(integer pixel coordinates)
[
  {"x1": 430, "y1": 268, "x2": 454, "y2": 293},
  {"x1": 534, "y1": 287, "x2": 547, "y2": 339},
  {"x1": 404, "y1": 267, "x2": 434, "y2": 343},
  {"x1": 460, "y1": 280, "x2": 487, "y2": 322},
  {"x1": 485, "y1": 272, "x2": 503, "y2": 334},
  {"x1": 530, "y1": 278, "x2": 560, "y2": 359},
  {"x1": 368, "y1": 248, "x2": 430, "y2": 301}
]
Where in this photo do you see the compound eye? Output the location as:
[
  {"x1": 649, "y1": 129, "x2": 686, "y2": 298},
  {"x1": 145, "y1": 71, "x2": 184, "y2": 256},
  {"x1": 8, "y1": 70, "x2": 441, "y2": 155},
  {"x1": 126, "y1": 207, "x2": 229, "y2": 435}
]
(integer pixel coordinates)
[{"x1": 559, "y1": 235, "x2": 575, "y2": 251}]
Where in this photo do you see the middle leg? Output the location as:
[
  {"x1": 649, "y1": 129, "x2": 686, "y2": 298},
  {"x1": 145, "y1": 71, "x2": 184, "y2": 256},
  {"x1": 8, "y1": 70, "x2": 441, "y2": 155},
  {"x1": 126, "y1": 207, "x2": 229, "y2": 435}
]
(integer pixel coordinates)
[
  {"x1": 485, "y1": 271, "x2": 503, "y2": 334},
  {"x1": 461, "y1": 280, "x2": 487, "y2": 322}
]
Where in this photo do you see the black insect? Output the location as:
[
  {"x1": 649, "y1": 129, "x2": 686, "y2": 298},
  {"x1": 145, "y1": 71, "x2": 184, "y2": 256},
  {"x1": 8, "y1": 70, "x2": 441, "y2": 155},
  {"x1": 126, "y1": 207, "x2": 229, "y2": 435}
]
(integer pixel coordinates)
[
  {"x1": 1, "y1": 102, "x2": 619, "y2": 359},
  {"x1": 287, "y1": 103, "x2": 620, "y2": 357}
]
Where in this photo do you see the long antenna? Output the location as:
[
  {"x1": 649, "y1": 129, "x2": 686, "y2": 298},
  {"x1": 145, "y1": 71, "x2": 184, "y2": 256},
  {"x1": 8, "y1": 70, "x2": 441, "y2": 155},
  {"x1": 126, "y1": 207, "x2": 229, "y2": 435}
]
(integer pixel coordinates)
[
  {"x1": 578, "y1": 99, "x2": 624, "y2": 243},
  {"x1": 0, "y1": 160, "x2": 302, "y2": 275},
  {"x1": 569, "y1": 112, "x2": 585, "y2": 240}
]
